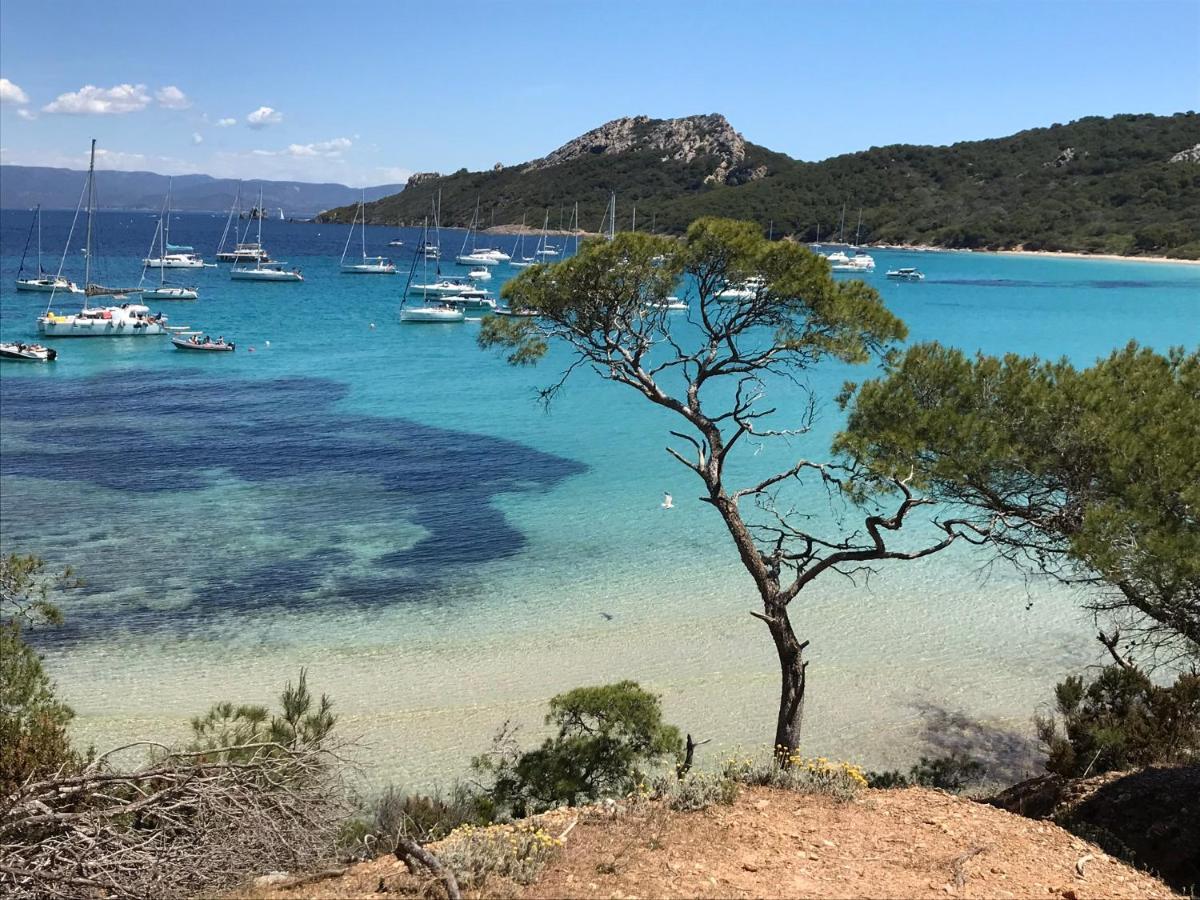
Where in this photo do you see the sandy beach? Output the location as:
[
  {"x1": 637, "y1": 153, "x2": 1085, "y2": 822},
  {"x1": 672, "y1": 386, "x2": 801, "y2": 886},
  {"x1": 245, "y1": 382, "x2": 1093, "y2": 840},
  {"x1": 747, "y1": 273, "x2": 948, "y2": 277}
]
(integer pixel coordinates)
[{"x1": 873, "y1": 243, "x2": 1200, "y2": 265}]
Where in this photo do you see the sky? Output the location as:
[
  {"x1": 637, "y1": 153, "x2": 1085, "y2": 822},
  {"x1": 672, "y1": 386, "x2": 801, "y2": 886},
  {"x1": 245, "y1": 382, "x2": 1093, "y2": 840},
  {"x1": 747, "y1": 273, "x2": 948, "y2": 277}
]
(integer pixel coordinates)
[{"x1": 1, "y1": 0, "x2": 1197, "y2": 187}]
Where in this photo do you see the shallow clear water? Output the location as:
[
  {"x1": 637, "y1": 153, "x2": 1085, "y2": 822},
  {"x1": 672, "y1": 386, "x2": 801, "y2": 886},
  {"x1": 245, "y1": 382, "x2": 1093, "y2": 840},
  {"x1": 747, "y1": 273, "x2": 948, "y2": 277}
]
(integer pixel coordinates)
[{"x1": 2, "y1": 209, "x2": 1198, "y2": 785}]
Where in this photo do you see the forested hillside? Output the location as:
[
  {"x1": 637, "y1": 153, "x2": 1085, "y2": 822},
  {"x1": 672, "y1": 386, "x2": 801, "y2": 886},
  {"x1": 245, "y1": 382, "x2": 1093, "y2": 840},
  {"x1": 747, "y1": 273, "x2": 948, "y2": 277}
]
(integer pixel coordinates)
[{"x1": 323, "y1": 112, "x2": 1200, "y2": 257}]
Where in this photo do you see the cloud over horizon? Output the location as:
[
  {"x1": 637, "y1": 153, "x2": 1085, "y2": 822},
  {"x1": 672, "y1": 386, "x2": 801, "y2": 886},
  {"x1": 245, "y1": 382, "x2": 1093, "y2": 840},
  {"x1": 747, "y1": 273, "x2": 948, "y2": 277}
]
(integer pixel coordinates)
[{"x1": 156, "y1": 86, "x2": 191, "y2": 110}]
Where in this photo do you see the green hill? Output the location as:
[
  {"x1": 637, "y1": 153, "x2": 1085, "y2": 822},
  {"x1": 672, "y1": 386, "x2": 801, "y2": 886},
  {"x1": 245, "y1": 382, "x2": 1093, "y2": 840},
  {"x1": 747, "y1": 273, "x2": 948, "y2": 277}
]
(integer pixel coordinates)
[{"x1": 322, "y1": 112, "x2": 1200, "y2": 258}]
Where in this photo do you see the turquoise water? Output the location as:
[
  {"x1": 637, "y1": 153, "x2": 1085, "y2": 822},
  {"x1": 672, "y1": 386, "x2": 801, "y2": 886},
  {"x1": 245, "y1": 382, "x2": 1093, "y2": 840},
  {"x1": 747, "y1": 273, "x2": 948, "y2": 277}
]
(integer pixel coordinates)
[{"x1": 2, "y1": 210, "x2": 1198, "y2": 785}]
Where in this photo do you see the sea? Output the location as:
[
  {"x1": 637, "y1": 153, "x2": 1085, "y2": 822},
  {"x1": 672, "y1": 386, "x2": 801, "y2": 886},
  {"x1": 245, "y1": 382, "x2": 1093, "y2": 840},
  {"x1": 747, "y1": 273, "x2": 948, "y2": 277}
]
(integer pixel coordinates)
[{"x1": 2, "y1": 208, "x2": 1197, "y2": 787}]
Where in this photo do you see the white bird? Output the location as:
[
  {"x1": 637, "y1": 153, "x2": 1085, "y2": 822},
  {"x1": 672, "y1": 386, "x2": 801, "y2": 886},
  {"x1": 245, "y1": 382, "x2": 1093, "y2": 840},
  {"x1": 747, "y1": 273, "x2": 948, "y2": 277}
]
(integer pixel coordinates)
[
  {"x1": 264, "y1": 340, "x2": 271, "y2": 347},
  {"x1": 369, "y1": 322, "x2": 376, "y2": 330},
  {"x1": 661, "y1": 492, "x2": 674, "y2": 509}
]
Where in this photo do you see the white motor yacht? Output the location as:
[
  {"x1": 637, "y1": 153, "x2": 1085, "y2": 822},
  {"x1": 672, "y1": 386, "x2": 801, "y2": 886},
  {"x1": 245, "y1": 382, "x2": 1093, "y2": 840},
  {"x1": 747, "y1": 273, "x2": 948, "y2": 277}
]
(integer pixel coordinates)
[
  {"x1": 716, "y1": 276, "x2": 765, "y2": 302},
  {"x1": 217, "y1": 242, "x2": 270, "y2": 263},
  {"x1": 467, "y1": 266, "x2": 492, "y2": 281},
  {"x1": 886, "y1": 267, "x2": 925, "y2": 281},
  {"x1": 831, "y1": 253, "x2": 876, "y2": 273},
  {"x1": 455, "y1": 251, "x2": 500, "y2": 266},
  {"x1": 442, "y1": 294, "x2": 496, "y2": 311}
]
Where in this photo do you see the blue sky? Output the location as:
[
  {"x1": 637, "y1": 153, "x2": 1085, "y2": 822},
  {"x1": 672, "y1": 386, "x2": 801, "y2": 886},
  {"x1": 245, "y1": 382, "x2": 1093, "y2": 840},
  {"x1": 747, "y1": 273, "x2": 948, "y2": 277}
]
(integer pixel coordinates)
[{"x1": 1, "y1": 0, "x2": 1197, "y2": 186}]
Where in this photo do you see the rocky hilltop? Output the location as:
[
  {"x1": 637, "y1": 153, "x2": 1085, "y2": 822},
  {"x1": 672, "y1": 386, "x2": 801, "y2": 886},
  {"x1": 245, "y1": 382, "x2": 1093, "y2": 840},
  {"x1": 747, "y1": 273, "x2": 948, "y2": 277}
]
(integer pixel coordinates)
[{"x1": 526, "y1": 113, "x2": 764, "y2": 186}]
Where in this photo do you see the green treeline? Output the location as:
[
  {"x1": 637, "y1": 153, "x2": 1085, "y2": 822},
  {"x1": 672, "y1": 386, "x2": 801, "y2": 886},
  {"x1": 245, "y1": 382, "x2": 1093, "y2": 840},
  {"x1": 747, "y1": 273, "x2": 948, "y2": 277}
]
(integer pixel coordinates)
[{"x1": 323, "y1": 112, "x2": 1200, "y2": 258}]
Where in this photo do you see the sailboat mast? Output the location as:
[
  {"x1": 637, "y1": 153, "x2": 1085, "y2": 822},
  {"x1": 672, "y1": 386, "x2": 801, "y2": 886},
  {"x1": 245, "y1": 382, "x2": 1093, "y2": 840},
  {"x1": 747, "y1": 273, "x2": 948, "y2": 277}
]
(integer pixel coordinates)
[
  {"x1": 361, "y1": 190, "x2": 367, "y2": 260},
  {"x1": 631, "y1": 205, "x2": 636, "y2": 233},
  {"x1": 83, "y1": 139, "x2": 96, "y2": 297},
  {"x1": 36, "y1": 204, "x2": 43, "y2": 275},
  {"x1": 838, "y1": 203, "x2": 846, "y2": 244},
  {"x1": 159, "y1": 190, "x2": 167, "y2": 286},
  {"x1": 854, "y1": 207, "x2": 863, "y2": 247}
]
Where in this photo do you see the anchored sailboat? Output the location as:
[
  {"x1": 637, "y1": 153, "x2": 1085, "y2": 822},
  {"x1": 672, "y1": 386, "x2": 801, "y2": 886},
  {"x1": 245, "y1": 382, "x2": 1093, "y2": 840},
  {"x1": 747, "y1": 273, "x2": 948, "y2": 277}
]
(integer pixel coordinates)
[
  {"x1": 139, "y1": 187, "x2": 199, "y2": 300},
  {"x1": 341, "y1": 191, "x2": 396, "y2": 274},
  {"x1": 15, "y1": 205, "x2": 82, "y2": 294},
  {"x1": 37, "y1": 140, "x2": 171, "y2": 337},
  {"x1": 231, "y1": 187, "x2": 303, "y2": 282}
]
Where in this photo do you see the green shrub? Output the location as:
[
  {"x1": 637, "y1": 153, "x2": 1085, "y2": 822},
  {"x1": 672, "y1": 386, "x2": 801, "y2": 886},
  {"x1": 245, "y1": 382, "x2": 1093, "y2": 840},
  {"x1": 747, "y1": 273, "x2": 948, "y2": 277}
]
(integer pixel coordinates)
[
  {"x1": 188, "y1": 668, "x2": 336, "y2": 761},
  {"x1": 0, "y1": 554, "x2": 84, "y2": 795},
  {"x1": 655, "y1": 771, "x2": 739, "y2": 811},
  {"x1": 1035, "y1": 664, "x2": 1200, "y2": 777},
  {"x1": 473, "y1": 681, "x2": 683, "y2": 816},
  {"x1": 865, "y1": 753, "x2": 986, "y2": 791},
  {"x1": 347, "y1": 783, "x2": 493, "y2": 855}
]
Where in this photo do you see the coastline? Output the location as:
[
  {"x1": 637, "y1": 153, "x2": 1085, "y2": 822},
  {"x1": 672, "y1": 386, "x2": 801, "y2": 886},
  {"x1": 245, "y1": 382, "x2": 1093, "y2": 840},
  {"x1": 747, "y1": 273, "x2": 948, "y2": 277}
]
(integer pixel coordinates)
[{"x1": 871, "y1": 242, "x2": 1200, "y2": 266}]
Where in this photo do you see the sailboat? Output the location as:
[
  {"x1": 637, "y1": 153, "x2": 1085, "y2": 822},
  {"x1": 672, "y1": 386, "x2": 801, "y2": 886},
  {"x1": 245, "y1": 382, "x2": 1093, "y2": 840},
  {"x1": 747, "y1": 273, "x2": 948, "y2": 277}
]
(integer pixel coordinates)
[
  {"x1": 15, "y1": 205, "x2": 82, "y2": 293},
  {"x1": 341, "y1": 191, "x2": 396, "y2": 274},
  {"x1": 143, "y1": 182, "x2": 207, "y2": 268},
  {"x1": 509, "y1": 213, "x2": 536, "y2": 268},
  {"x1": 401, "y1": 213, "x2": 466, "y2": 323},
  {"x1": 829, "y1": 207, "x2": 875, "y2": 273},
  {"x1": 216, "y1": 184, "x2": 270, "y2": 263},
  {"x1": 139, "y1": 191, "x2": 199, "y2": 300},
  {"x1": 231, "y1": 187, "x2": 303, "y2": 281},
  {"x1": 455, "y1": 199, "x2": 500, "y2": 266},
  {"x1": 37, "y1": 140, "x2": 171, "y2": 337}
]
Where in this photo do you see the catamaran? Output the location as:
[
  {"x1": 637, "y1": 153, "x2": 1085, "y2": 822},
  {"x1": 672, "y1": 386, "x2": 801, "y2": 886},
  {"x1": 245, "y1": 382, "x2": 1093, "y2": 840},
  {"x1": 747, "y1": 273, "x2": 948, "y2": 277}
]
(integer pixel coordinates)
[
  {"x1": 15, "y1": 205, "x2": 82, "y2": 294},
  {"x1": 143, "y1": 182, "x2": 207, "y2": 268},
  {"x1": 341, "y1": 191, "x2": 396, "y2": 274},
  {"x1": 216, "y1": 184, "x2": 271, "y2": 263},
  {"x1": 231, "y1": 187, "x2": 303, "y2": 282},
  {"x1": 37, "y1": 140, "x2": 172, "y2": 337}
]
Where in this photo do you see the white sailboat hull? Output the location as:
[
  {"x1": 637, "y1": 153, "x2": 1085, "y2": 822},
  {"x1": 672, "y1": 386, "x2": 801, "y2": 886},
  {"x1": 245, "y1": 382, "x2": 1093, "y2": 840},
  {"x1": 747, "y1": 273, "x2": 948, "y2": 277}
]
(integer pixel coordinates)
[
  {"x1": 401, "y1": 306, "x2": 465, "y2": 323},
  {"x1": 341, "y1": 263, "x2": 396, "y2": 274},
  {"x1": 141, "y1": 286, "x2": 199, "y2": 300},
  {"x1": 15, "y1": 278, "x2": 83, "y2": 294},
  {"x1": 144, "y1": 257, "x2": 205, "y2": 269},
  {"x1": 231, "y1": 267, "x2": 303, "y2": 282}
]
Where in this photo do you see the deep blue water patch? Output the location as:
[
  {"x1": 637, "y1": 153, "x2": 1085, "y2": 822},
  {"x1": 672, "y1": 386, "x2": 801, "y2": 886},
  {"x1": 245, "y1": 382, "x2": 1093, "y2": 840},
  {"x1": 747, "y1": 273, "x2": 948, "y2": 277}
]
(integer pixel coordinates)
[{"x1": 1, "y1": 370, "x2": 586, "y2": 643}]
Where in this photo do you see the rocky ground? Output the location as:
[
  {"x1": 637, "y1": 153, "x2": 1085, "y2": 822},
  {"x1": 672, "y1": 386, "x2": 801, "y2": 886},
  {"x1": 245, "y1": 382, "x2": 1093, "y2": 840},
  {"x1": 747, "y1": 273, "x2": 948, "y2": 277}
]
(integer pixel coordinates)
[{"x1": 245, "y1": 785, "x2": 1177, "y2": 899}]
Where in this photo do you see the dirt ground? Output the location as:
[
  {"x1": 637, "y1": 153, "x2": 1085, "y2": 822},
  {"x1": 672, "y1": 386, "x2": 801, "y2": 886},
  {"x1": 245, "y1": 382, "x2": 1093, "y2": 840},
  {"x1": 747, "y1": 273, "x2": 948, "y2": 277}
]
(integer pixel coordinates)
[{"x1": 246, "y1": 786, "x2": 1176, "y2": 899}]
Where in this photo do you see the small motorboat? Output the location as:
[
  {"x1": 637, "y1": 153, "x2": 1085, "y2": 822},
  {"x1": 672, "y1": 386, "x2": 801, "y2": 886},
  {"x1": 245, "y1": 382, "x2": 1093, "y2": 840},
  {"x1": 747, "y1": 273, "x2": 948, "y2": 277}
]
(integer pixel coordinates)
[
  {"x1": 0, "y1": 341, "x2": 57, "y2": 361},
  {"x1": 172, "y1": 333, "x2": 235, "y2": 352},
  {"x1": 886, "y1": 267, "x2": 925, "y2": 281},
  {"x1": 400, "y1": 303, "x2": 465, "y2": 323},
  {"x1": 493, "y1": 306, "x2": 537, "y2": 318},
  {"x1": 467, "y1": 266, "x2": 492, "y2": 281},
  {"x1": 388, "y1": 239, "x2": 405, "y2": 247},
  {"x1": 442, "y1": 294, "x2": 496, "y2": 311}
]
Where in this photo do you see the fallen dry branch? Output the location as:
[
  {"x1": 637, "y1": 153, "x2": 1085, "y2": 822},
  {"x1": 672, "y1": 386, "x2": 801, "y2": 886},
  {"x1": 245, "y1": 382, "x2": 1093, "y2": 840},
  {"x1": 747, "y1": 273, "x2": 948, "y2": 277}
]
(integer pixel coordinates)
[
  {"x1": 0, "y1": 740, "x2": 349, "y2": 899},
  {"x1": 396, "y1": 835, "x2": 462, "y2": 900}
]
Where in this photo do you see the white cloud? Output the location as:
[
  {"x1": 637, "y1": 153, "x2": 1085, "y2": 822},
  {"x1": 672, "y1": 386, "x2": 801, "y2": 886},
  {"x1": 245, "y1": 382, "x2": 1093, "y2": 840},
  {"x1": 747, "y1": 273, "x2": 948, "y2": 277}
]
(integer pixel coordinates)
[
  {"x1": 250, "y1": 137, "x2": 353, "y2": 159},
  {"x1": 246, "y1": 106, "x2": 283, "y2": 128},
  {"x1": 43, "y1": 83, "x2": 150, "y2": 115},
  {"x1": 216, "y1": 117, "x2": 237, "y2": 127},
  {"x1": 0, "y1": 77, "x2": 30, "y2": 105},
  {"x1": 192, "y1": 132, "x2": 204, "y2": 145},
  {"x1": 285, "y1": 137, "x2": 352, "y2": 157},
  {"x1": 17, "y1": 108, "x2": 37, "y2": 121},
  {"x1": 156, "y1": 85, "x2": 191, "y2": 109}
]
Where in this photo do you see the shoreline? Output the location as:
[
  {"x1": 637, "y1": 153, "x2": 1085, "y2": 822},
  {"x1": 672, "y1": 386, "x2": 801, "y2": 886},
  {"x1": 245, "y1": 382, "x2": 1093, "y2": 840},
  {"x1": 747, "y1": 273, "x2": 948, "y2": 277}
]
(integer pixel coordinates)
[{"x1": 868, "y1": 242, "x2": 1200, "y2": 266}]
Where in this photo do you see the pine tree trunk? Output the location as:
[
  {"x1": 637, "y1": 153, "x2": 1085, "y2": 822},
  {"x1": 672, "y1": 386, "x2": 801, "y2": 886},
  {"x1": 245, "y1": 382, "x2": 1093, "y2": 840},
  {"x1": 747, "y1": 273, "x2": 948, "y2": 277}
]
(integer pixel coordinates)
[{"x1": 767, "y1": 608, "x2": 807, "y2": 763}]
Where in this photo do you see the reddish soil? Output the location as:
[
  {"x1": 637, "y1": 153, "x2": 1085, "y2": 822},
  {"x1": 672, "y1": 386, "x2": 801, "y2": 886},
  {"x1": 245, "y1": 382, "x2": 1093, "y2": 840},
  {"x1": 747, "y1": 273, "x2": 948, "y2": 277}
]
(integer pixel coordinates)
[{"x1": 248, "y1": 786, "x2": 1176, "y2": 899}]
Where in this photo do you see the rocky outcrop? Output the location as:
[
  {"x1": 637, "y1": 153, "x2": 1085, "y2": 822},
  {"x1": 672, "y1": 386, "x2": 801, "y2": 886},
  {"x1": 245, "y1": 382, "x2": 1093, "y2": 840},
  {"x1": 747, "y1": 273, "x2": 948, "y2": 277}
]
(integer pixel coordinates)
[
  {"x1": 1044, "y1": 147, "x2": 1077, "y2": 167},
  {"x1": 1169, "y1": 143, "x2": 1200, "y2": 163},
  {"x1": 406, "y1": 172, "x2": 441, "y2": 187},
  {"x1": 527, "y1": 114, "x2": 752, "y2": 185}
]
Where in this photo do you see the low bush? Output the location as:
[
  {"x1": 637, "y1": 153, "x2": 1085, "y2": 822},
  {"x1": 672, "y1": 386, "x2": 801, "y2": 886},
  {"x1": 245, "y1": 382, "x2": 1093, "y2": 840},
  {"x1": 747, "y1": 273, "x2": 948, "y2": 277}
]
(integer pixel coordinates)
[
  {"x1": 866, "y1": 753, "x2": 986, "y2": 791},
  {"x1": 1035, "y1": 664, "x2": 1200, "y2": 778},
  {"x1": 722, "y1": 749, "x2": 868, "y2": 801},
  {"x1": 473, "y1": 681, "x2": 683, "y2": 817},
  {"x1": 436, "y1": 822, "x2": 562, "y2": 888}
]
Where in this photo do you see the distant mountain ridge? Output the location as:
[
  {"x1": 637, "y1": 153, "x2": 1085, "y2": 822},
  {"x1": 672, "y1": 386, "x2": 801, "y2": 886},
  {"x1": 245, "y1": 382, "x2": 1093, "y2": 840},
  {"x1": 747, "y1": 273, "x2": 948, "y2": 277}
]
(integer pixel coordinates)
[
  {"x1": 0, "y1": 167, "x2": 404, "y2": 217},
  {"x1": 320, "y1": 111, "x2": 1200, "y2": 258}
]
